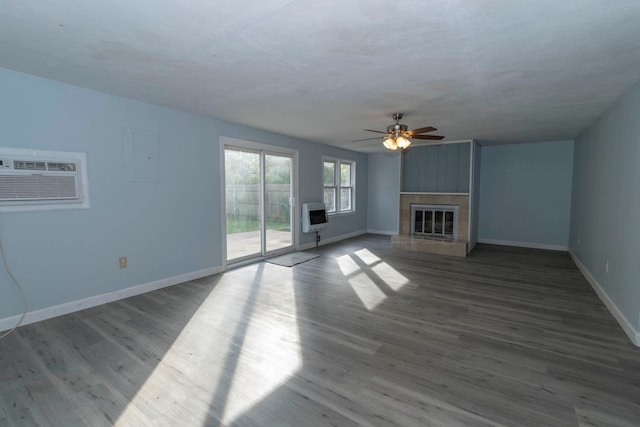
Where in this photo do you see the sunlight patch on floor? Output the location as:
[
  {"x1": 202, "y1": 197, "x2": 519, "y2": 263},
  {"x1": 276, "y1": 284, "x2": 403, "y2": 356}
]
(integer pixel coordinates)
[
  {"x1": 336, "y1": 254, "x2": 361, "y2": 276},
  {"x1": 223, "y1": 268, "x2": 301, "y2": 424},
  {"x1": 336, "y1": 250, "x2": 413, "y2": 310},
  {"x1": 372, "y1": 263, "x2": 409, "y2": 291},
  {"x1": 354, "y1": 248, "x2": 381, "y2": 265},
  {"x1": 115, "y1": 273, "x2": 249, "y2": 425},
  {"x1": 355, "y1": 248, "x2": 409, "y2": 292},
  {"x1": 115, "y1": 264, "x2": 301, "y2": 426},
  {"x1": 348, "y1": 272, "x2": 387, "y2": 310}
]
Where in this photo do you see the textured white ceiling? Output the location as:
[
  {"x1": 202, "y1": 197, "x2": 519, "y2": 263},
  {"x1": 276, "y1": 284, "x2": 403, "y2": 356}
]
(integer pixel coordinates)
[{"x1": 1, "y1": 0, "x2": 640, "y2": 152}]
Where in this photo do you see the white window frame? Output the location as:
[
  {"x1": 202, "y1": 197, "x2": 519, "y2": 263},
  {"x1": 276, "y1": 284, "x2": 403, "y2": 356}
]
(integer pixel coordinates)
[{"x1": 323, "y1": 157, "x2": 356, "y2": 215}]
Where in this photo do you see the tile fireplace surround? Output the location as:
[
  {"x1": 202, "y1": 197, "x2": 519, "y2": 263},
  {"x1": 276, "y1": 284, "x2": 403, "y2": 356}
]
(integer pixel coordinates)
[{"x1": 392, "y1": 193, "x2": 469, "y2": 257}]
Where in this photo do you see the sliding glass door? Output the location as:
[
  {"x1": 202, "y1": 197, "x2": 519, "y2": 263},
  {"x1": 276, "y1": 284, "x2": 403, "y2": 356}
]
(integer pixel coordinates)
[
  {"x1": 225, "y1": 149, "x2": 262, "y2": 261},
  {"x1": 224, "y1": 144, "x2": 295, "y2": 263},
  {"x1": 265, "y1": 154, "x2": 293, "y2": 253}
]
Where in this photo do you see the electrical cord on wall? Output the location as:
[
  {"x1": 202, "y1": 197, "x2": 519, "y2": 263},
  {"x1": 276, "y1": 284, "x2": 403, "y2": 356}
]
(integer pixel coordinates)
[{"x1": 0, "y1": 236, "x2": 28, "y2": 340}]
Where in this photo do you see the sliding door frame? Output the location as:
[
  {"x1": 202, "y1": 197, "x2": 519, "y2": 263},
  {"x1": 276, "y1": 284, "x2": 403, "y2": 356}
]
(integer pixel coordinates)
[{"x1": 220, "y1": 136, "x2": 299, "y2": 268}]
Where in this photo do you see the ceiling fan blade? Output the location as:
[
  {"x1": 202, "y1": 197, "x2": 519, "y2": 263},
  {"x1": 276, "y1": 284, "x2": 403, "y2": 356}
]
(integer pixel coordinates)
[
  {"x1": 363, "y1": 129, "x2": 387, "y2": 134},
  {"x1": 410, "y1": 134, "x2": 445, "y2": 140},
  {"x1": 351, "y1": 136, "x2": 383, "y2": 142},
  {"x1": 407, "y1": 126, "x2": 437, "y2": 135}
]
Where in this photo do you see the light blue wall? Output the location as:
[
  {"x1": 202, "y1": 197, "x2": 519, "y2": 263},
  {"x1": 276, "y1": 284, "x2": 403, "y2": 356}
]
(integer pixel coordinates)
[
  {"x1": 478, "y1": 140, "x2": 574, "y2": 248},
  {"x1": 570, "y1": 81, "x2": 640, "y2": 334},
  {"x1": 366, "y1": 153, "x2": 401, "y2": 234},
  {"x1": 401, "y1": 143, "x2": 470, "y2": 193},
  {"x1": 0, "y1": 67, "x2": 367, "y2": 320}
]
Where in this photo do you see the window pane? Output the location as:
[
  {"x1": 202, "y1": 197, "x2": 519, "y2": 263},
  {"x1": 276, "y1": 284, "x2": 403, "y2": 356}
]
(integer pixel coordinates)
[
  {"x1": 324, "y1": 162, "x2": 335, "y2": 186},
  {"x1": 324, "y1": 188, "x2": 336, "y2": 212},
  {"x1": 340, "y1": 163, "x2": 351, "y2": 186},
  {"x1": 340, "y1": 188, "x2": 352, "y2": 211}
]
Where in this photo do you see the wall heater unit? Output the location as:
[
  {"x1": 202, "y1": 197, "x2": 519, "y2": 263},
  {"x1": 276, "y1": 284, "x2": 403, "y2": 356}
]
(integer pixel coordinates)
[{"x1": 302, "y1": 202, "x2": 328, "y2": 233}]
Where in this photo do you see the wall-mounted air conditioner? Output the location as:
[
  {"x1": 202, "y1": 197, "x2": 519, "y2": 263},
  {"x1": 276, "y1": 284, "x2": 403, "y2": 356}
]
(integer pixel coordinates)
[{"x1": 0, "y1": 147, "x2": 90, "y2": 212}]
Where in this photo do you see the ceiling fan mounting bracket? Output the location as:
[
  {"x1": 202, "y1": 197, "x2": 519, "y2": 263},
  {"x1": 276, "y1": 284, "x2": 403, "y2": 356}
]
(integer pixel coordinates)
[
  {"x1": 388, "y1": 113, "x2": 408, "y2": 133},
  {"x1": 387, "y1": 123, "x2": 408, "y2": 133}
]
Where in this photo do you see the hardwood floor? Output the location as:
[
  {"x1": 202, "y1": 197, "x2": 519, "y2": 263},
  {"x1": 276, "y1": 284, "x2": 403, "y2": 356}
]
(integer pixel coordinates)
[{"x1": 1, "y1": 234, "x2": 639, "y2": 426}]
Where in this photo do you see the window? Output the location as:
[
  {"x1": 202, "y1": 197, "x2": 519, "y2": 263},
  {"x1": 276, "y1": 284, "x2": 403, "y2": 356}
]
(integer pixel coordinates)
[{"x1": 323, "y1": 158, "x2": 355, "y2": 214}]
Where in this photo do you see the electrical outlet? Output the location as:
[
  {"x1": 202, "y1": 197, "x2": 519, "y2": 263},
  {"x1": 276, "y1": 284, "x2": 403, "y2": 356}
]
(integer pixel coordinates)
[
  {"x1": 577, "y1": 237, "x2": 581, "y2": 246},
  {"x1": 605, "y1": 261, "x2": 609, "y2": 273},
  {"x1": 119, "y1": 256, "x2": 127, "y2": 269}
]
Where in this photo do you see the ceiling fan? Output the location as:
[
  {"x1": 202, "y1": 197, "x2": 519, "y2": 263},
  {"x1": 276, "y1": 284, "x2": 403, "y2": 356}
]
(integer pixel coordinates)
[{"x1": 352, "y1": 113, "x2": 444, "y2": 150}]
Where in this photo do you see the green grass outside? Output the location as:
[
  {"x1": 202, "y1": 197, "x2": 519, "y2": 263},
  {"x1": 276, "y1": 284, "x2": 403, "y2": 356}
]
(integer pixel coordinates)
[{"x1": 226, "y1": 217, "x2": 291, "y2": 234}]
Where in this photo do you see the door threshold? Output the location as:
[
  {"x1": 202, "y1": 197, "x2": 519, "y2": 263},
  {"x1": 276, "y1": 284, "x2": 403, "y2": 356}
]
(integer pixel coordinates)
[{"x1": 226, "y1": 247, "x2": 297, "y2": 270}]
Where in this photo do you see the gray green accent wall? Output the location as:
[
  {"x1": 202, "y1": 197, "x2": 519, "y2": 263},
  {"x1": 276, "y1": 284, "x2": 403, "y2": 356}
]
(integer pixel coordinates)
[
  {"x1": 569, "y1": 81, "x2": 640, "y2": 342},
  {"x1": 401, "y1": 143, "x2": 470, "y2": 193}
]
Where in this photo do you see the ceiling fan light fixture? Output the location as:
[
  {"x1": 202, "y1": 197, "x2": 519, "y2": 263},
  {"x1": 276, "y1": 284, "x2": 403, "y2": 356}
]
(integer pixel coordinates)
[
  {"x1": 396, "y1": 136, "x2": 411, "y2": 149},
  {"x1": 383, "y1": 136, "x2": 398, "y2": 150},
  {"x1": 354, "y1": 112, "x2": 444, "y2": 151}
]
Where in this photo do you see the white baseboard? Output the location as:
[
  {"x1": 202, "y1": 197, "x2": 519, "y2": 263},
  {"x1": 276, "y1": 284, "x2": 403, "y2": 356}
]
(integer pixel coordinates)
[
  {"x1": 366, "y1": 229, "x2": 397, "y2": 236},
  {"x1": 0, "y1": 265, "x2": 224, "y2": 333},
  {"x1": 568, "y1": 249, "x2": 639, "y2": 347},
  {"x1": 478, "y1": 238, "x2": 567, "y2": 252},
  {"x1": 299, "y1": 230, "x2": 367, "y2": 250}
]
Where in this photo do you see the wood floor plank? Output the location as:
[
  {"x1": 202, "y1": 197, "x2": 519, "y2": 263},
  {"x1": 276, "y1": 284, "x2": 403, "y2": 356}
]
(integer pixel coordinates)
[{"x1": 1, "y1": 235, "x2": 639, "y2": 426}]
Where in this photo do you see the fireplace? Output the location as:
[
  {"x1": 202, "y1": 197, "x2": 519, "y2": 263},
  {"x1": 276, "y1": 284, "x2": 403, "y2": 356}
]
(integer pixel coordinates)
[
  {"x1": 411, "y1": 204, "x2": 458, "y2": 239},
  {"x1": 392, "y1": 193, "x2": 469, "y2": 257}
]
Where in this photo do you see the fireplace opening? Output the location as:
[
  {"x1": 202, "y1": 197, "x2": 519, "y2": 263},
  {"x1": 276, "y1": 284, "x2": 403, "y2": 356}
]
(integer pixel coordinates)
[{"x1": 411, "y1": 204, "x2": 458, "y2": 239}]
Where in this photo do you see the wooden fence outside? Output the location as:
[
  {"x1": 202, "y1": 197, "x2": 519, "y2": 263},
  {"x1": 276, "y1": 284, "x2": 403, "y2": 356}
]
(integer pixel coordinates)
[{"x1": 225, "y1": 184, "x2": 291, "y2": 220}]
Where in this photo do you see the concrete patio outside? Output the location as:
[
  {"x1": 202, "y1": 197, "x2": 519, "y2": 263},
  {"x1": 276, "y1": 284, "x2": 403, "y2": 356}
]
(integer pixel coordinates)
[{"x1": 226, "y1": 230, "x2": 293, "y2": 261}]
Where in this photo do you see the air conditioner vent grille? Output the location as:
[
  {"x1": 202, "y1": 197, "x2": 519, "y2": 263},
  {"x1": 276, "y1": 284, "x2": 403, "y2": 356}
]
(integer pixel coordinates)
[{"x1": 0, "y1": 175, "x2": 78, "y2": 201}]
